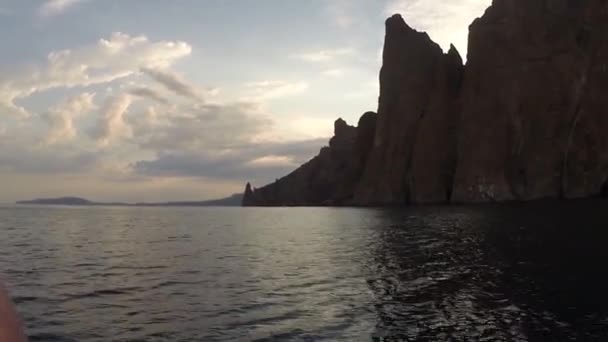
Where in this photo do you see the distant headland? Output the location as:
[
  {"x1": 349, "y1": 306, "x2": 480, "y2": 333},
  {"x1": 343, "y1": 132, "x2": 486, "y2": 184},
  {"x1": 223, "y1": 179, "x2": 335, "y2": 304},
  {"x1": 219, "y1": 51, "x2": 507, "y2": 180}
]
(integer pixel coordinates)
[
  {"x1": 243, "y1": 1, "x2": 608, "y2": 206},
  {"x1": 17, "y1": 194, "x2": 242, "y2": 207}
]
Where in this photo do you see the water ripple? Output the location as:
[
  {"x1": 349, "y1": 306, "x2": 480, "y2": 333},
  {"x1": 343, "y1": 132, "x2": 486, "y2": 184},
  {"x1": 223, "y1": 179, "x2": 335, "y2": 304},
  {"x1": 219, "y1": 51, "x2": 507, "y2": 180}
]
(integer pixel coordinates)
[{"x1": 2, "y1": 203, "x2": 608, "y2": 340}]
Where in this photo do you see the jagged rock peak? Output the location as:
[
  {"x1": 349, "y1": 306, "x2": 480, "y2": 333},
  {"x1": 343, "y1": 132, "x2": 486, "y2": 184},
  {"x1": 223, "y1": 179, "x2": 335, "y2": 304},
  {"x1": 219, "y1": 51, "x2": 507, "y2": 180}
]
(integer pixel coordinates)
[
  {"x1": 384, "y1": 13, "x2": 438, "y2": 48},
  {"x1": 334, "y1": 118, "x2": 350, "y2": 136},
  {"x1": 447, "y1": 44, "x2": 461, "y2": 59},
  {"x1": 330, "y1": 118, "x2": 357, "y2": 150},
  {"x1": 386, "y1": 13, "x2": 409, "y2": 29}
]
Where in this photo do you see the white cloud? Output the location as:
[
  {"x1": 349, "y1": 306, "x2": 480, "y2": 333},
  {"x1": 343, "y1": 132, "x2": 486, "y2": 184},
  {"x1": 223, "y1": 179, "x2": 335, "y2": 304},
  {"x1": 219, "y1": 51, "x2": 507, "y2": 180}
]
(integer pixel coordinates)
[
  {"x1": 91, "y1": 94, "x2": 133, "y2": 146},
  {"x1": 385, "y1": 0, "x2": 491, "y2": 53},
  {"x1": 0, "y1": 32, "x2": 191, "y2": 116},
  {"x1": 244, "y1": 81, "x2": 308, "y2": 100},
  {"x1": 294, "y1": 48, "x2": 354, "y2": 63},
  {"x1": 44, "y1": 92, "x2": 96, "y2": 144},
  {"x1": 39, "y1": 0, "x2": 87, "y2": 17}
]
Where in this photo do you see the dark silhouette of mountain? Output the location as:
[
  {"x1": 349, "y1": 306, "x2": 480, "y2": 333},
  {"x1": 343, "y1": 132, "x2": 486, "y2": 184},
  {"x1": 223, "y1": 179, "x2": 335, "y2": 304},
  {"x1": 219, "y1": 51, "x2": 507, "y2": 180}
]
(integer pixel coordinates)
[
  {"x1": 244, "y1": 0, "x2": 608, "y2": 206},
  {"x1": 17, "y1": 194, "x2": 242, "y2": 207}
]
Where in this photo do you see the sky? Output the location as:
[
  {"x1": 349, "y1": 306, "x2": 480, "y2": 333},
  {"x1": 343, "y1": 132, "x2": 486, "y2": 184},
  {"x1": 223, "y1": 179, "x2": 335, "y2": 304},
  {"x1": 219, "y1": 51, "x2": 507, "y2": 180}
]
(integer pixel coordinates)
[{"x1": 0, "y1": 0, "x2": 491, "y2": 203}]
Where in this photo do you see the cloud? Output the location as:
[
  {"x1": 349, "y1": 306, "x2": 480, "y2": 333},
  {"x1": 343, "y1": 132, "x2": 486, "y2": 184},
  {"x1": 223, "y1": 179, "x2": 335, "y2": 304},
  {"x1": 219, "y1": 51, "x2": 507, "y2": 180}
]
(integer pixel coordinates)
[
  {"x1": 141, "y1": 67, "x2": 209, "y2": 102},
  {"x1": 0, "y1": 150, "x2": 98, "y2": 174},
  {"x1": 129, "y1": 100, "x2": 328, "y2": 184},
  {"x1": 249, "y1": 139, "x2": 328, "y2": 164},
  {"x1": 128, "y1": 86, "x2": 169, "y2": 104},
  {"x1": 0, "y1": 109, "x2": 100, "y2": 174},
  {"x1": 0, "y1": 142, "x2": 99, "y2": 174},
  {"x1": 91, "y1": 94, "x2": 133, "y2": 146},
  {"x1": 385, "y1": 0, "x2": 492, "y2": 53},
  {"x1": 0, "y1": 19, "x2": 343, "y2": 200},
  {"x1": 44, "y1": 92, "x2": 96, "y2": 144},
  {"x1": 39, "y1": 0, "x2": 87, "y2": 17},
  {"x1": 0, "y1": 32, "x2": 191, "y2": 116},
  {"x1": 134, "y1": 102, "x2": 272, "y2": 152},
  {"x1": 133, "y1": 138, "x2": 327, "y2": 183},
  {"x1": 293, "y1": 48, "x2": 354, "y2": 63},
  {"x1": 244, "y1": 81, "x2": 308, "y2": 100}
]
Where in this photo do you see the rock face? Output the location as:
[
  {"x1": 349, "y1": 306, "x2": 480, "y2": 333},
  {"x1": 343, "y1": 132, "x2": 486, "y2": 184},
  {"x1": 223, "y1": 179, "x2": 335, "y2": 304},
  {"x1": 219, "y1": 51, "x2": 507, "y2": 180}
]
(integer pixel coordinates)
[
  {"x1": 354, "y1": 15, "x2": 464, "y2": 205},
  {"x1": 453, "y1": 0, "x2": 608, "y2": 202},
  {"x1": 244, "y1": 1, "x2": 608, "y2": 206},
  {"x1": 243, "y1": 114, "x2": 377, "y2": 206}
]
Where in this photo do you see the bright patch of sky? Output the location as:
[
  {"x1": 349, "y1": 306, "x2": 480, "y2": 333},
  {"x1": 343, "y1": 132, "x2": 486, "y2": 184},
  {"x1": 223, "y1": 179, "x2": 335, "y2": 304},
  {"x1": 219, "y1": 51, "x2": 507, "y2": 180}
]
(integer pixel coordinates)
[{"x1": 0, "y1": 0, "x2": 490, "y2": 202}]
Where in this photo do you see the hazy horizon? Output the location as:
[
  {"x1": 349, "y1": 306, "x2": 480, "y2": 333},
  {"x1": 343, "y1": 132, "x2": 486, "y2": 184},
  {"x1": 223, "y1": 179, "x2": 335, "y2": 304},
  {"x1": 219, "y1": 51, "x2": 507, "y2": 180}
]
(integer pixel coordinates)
[{"x1": 0, "y1": 0, "x2": 491, "y2": 203}]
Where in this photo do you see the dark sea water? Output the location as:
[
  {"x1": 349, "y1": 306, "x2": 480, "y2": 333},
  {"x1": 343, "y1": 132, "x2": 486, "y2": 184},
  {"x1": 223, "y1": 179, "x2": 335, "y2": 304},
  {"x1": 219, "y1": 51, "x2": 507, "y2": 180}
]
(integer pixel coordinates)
[{"x1": 1, "y1": 202, "x2": 608, "y2": 341}]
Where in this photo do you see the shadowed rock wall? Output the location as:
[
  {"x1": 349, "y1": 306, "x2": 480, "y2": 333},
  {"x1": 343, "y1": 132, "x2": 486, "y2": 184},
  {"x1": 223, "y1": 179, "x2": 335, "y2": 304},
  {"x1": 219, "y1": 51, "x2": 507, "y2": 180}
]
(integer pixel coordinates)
[{"x1": 244, "y1": 0, "x2": 608, "y2": 206}]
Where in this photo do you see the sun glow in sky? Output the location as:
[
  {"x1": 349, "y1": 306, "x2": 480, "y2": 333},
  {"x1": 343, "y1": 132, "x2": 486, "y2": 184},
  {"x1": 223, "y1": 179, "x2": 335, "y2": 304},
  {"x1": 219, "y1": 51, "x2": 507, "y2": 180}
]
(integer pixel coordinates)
[{"x1": 0, "y1": 0, "x2": 491, "y2": 202}]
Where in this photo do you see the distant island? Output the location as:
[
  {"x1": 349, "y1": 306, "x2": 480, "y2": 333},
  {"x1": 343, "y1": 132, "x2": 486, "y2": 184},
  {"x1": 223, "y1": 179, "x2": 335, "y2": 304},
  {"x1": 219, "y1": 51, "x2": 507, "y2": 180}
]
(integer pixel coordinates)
[
  {"x1": 243, "y1": 2, "x2": 608, "y2": 207},
  {"x1": 17, "y1": 194, "x2": 243, "y2": 207}
]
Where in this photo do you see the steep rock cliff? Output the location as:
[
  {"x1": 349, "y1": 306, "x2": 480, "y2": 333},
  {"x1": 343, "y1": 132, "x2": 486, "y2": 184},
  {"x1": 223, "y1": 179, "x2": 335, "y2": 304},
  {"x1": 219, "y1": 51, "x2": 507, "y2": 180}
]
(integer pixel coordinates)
[
  {"x1": 353, "y1": 15, "x2": 464, "y2": 205},
  {"x1": 453, "y1": 0, "x2": 608, "y2": 202},
  {"x1": 244, "y1": 0, "x2": 608, "y2": 206}
]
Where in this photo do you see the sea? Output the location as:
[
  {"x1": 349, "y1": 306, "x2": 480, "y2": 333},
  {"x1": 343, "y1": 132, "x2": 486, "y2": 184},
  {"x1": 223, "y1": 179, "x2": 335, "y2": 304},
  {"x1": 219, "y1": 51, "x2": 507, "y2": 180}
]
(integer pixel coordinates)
[{"x1": 1, "y1": 202, "x2": 608, "y2": 341}]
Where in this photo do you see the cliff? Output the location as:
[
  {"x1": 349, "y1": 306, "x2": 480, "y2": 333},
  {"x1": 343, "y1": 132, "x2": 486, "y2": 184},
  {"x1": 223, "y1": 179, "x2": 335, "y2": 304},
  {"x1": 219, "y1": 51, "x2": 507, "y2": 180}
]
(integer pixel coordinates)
[
  {"x1": 244, "y1": 0, "x2": 608, "y2": 206},
  {"x1": 242, "y1": 113, "x2": 377, "y2": 206},
  {"x1": 354, "y1": 15, "x2": 464, "y2": 205},
  {"x1": 453, "y1": 0, "x2": 608, "y2": 202}
]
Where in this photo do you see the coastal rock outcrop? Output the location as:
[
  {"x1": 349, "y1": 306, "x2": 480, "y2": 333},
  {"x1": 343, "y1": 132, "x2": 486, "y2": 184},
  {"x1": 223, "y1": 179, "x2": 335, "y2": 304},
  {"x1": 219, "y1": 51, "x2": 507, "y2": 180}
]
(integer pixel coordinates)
[
  {"x1": 244, "y1": 0, "x2": 608, "y2": 206},
  {"x1": 354, "y1": 15, "x2": 464, "y2": 205},
  {"x1": 242, "y1": 113, "x2": 377, "y2": 206}
]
